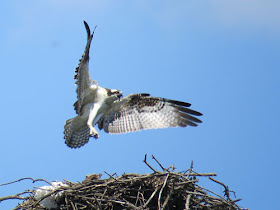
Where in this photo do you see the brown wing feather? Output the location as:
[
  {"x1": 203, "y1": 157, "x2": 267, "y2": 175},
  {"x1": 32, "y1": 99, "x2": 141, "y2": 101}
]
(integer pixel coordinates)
[
  {"x1": 73, "y1": 21, "x2": 96, "y2": 114},
  {"x1": 98, "y1": 94, "x2": 202, "y2": 134}
]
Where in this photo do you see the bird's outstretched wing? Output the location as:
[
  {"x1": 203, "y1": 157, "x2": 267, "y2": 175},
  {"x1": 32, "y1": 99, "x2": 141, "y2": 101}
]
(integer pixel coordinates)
[
  {"x1": 98, "y1": 94, "x2": 202, "y2": 134},
  {"x1": 73, "y1": 21, "x2": 96, "y2": 114}
]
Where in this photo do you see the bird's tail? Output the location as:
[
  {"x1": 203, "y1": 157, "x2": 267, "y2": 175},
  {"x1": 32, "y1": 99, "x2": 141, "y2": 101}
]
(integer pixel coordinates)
[{"x1": 64, "y1": 117, "x2": 90, "y2": 148}]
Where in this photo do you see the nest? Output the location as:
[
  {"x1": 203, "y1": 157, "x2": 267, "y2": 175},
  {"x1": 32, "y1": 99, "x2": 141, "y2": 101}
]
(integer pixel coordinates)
[{"x1": 12, "y1": 156, "x2": 244, "y2": 210}]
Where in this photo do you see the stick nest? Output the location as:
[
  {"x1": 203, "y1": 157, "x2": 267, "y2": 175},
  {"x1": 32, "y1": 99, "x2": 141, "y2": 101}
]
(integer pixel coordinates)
[{"x1": 14, "y1": 157, "x2": 244, "y2": 210}]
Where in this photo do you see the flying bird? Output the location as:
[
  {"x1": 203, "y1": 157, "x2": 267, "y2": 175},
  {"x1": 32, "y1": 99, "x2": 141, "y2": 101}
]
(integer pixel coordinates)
[{"x1": 64, "y1": 21, "x2": 202, "y2": 148}]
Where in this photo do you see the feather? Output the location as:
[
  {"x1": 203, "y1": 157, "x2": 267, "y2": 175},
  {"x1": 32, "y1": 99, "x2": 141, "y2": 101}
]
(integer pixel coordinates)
[
  {"x1": 73, "y1": 21, "x2": 96, "y2": 115},
  {"x1": 98, "y1": 94, "x2": 202, "y2": 134}
]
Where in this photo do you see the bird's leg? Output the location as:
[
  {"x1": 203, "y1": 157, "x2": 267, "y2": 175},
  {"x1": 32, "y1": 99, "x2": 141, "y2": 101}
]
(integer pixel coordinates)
[
  {"x1": 87, "y1": 104, "x2": 101, "y2": 139},
  {"x1": 89, "y1": 127, "x2": 99, "y2": 139}
]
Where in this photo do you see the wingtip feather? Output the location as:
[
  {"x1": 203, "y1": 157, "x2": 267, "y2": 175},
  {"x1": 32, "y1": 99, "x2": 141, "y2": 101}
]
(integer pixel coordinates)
[{"x1": 84, "y1": 21, "x2": 91, "y2": 39}]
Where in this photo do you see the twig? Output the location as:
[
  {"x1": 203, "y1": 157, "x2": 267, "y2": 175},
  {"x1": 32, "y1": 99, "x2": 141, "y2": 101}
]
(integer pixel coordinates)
[
  {"x1": 143, "y1": 154, "x2": 158, "y2": 173},
  {"x1": 186, "y1": 172, "x2": 217, "y2": 177},
  {"x1": 70, "y1": 200, "x2": 77, "y2": 210},
  {"x1": 104, "y1": 171, "x2": 117, "y2": 180},
  {"x1": 0, "y1": 177, "x2": 51, "y2": 187},
  {"x1": 101, "y1": 187, "x2": 107, "y2": 200},
  {"x1": 0, "y1": 195, "x2": 26, "y2": 202},
  {"x1": 108, "y1": 199, "x2": 137, "y2": 208},
  {"x1": 135, "y1": 187, "x2": 141, "y2": 206},
  {"x1": 63, "y1": 179, "x2": 75, "y2": 186},
  {"x1": 209, "y1": 177, "x2": 241, "y2": 209},
  {"x1": 185, "y1": 194, "x2": 191, "y2": 210},
  {"x1": 0, "y1": 190, "x2": 33, "y2": 202},
  {"x1": 143, "y1": 186, "x2": 160, "y2": 208},
  {"x1": 209, "y1": 177, "x2": 235, "y2": 200},
  {"x1": 170, "y1": 164, "x2": 176, "y2": 172},
  {"x1": 152, "y1": 155, "x2": 167, "y2": 171},
  {"x1": 162, "y1": 182, "x2": 174, "y2": 209},
  {"x1": 186, "y1": 161, "x2": 194, "y2": 180},
  {"x1": 169, "y1": 172, "x2": 216, "y2": 181},
  {"x1": 161, "y1": 193, "x2": 171, "y2": 209},
  {"x1": 158, "y1": 174, "x2": 169, "y2": 210},
  {"x1": 196, "y1": 185, "x2": 225, "y2": 201},
  {"x1": 86, "y1": 200, "x2": 97, "y2": 209},
  {"x1": 139, "y1": 191, "x2": 145, "y2": 207}
]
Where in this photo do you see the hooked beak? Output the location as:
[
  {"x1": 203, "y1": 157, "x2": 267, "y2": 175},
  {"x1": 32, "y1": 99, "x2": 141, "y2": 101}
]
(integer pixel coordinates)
[{"x1": 117, "y1": 90, "x2": 123, "y2": 99}]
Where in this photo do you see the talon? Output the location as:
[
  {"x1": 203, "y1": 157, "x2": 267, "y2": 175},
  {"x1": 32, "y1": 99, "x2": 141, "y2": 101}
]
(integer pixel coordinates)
[{"x1": 89, "y1": 127, "x2": 99, "y2": 139}]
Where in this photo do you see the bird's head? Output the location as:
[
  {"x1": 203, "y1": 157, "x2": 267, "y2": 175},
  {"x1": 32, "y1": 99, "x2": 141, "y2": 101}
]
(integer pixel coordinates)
[{"x1": 107, "y1": 88, "x2": 123, "y2": 99}]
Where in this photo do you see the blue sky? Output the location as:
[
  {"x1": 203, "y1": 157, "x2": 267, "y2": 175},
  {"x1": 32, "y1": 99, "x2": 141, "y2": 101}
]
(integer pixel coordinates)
[{"x1": 0, "y1": 1, "x2": 279, "y2": 209}]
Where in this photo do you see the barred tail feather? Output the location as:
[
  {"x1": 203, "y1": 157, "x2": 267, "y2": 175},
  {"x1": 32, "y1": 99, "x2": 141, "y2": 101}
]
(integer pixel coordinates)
[{"x1": 64, "y1": 117, "x2": 90, "y2": 148}]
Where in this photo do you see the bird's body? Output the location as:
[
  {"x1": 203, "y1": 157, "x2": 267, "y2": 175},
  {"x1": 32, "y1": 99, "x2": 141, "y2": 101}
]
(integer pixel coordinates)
[{"x1": 64, "y1": 21, "x2": 202, "y2": 148}]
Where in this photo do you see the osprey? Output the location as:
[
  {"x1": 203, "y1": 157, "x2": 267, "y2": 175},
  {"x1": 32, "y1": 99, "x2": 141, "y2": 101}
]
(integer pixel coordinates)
[{"x1": 64, "y1": 21, "x2": 202, "y2": 148}]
